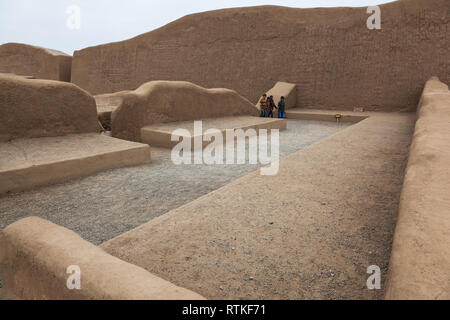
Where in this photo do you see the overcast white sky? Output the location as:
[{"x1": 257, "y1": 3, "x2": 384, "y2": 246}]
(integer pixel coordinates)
[{"x1": 0, "y1": 0, "x2": 394, "y2": 54}]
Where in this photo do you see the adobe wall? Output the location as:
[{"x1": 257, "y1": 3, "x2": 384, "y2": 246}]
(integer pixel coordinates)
[
  {"x1": 0, "y1": 43, "x2": 72, "y2": 82},
  {"x1": 72, "y1": 0, "x2": 449, "y2": 111},
  {"x1": 107, "y1": 81, "x2": 259, "y2": 142},
  {"x1": 385, "y1": 77, "x2": 450, "y2": 299},
  {"x1": 0, "y1": 74, "x2": 101, "y2": 142},
  {"x1": 0, "y1": 217, "x2": 205, "y2": 300}
]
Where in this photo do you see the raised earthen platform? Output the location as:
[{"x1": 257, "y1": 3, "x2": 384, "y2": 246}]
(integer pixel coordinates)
[
  {"x1": 141, "y1": 116, "x2": 286, "y2": 148},
  {"x1": 0, "y1": 133, "x2": 151, "y2": 195},
  {"x1": 101, "y1": 111, "x2": 416, "y2": 299}
]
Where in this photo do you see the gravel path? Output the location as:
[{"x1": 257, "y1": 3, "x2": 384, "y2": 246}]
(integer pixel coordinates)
[{"x1": 0, "y1": 120, "x2": 351, "y2": 245}]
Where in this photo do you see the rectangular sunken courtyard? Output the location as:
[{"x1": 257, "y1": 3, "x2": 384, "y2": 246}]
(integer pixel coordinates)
[{"x1": 1, "y1": 119, "x2": 351, "y2": 245}]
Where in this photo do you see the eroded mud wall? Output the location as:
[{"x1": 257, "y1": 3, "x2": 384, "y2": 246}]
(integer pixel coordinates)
[{"x1": 72, "y1": 0, "x2": 449, "y2": 111}]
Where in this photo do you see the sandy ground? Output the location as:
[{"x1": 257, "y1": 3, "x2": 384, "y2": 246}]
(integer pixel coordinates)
[
  {"x1": 101, "y1": 112, "x2": 416, "y2": 300},
  {"x1": 0, "y1": 120, "x2": 350, "y2": 245}
]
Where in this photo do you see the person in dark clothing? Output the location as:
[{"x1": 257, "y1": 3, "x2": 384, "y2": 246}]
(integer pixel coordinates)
[
  {"x1": 267, "y1": 95, "x2": 275, "y2": 118},
  {"x1": 278, "y1": 96, "x2": 286, "y2": 118}
]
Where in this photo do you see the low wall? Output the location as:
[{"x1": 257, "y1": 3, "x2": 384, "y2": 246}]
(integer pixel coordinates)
[
  {"x1": 0, "y1": 217, "x2": 205, "y2": 300},
  {"x1": 108, "y1": 81, "x2": 259, "y2": 142},
  {"x1": 385, "y1": 77, "x2": 450, "y2": 299},
  {"x1": 0, "y1": 43, "x2": 72, "y2": 82},
  {"x1": 0, "y1": 74, "x2": 101, "y2": 142}
]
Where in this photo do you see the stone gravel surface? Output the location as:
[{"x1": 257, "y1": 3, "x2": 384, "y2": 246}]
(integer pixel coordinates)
[{"x1": 0, "y1": 120, "x2": 351, "y2": 245}]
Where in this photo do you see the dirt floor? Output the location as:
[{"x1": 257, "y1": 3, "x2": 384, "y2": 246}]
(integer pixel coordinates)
[
  {"x1": 100, "y1": 112, "x2": 416, "y2": 300},
  {"x1": 0, "y1": 120, "x2": 351, "y2": 245},
  {"x1": 0, "y1": 113, "x2": 416, "y2": 300}
]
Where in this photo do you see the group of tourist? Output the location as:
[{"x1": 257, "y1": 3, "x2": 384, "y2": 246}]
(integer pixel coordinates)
[{"x1": 259, "y1": 94, "x2": 286, "y2": 118}]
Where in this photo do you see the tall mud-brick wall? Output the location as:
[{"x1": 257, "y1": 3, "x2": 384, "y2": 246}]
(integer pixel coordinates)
[
  {"x1": 0, "y1": 43, "x2": 72, "y2": 82},
  {"x1": 71, "y1": 0, "x2": 449, "y2": 111}
]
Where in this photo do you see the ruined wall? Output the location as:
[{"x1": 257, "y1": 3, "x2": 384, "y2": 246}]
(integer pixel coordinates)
[
  {"x1": 72, "y1": 0, "x2": 449, "y2": 111},
  {"x1": 0, "y1": 43, "x2": 72, "y2": 82},
  {"x1": 385, "y1": 77, "x2": 450, "y2": 299},
  {"x1": 0, "y1": 217, "x2": 205, "y2": 300},
  {"x1": 107, "y1": 81, "x2": 259, "y2": 142},
  {"x1": 0, "y1": 75, "x2": 101, "y2": 142}
]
